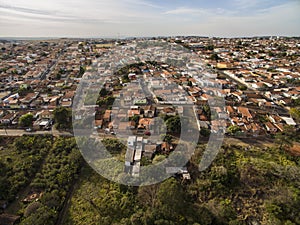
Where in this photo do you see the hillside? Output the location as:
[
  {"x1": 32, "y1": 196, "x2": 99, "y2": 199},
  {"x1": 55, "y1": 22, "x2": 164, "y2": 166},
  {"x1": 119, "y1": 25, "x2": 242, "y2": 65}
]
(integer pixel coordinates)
[{"x1": 0, "y1": 136, "x2": 299, "y2": 225}]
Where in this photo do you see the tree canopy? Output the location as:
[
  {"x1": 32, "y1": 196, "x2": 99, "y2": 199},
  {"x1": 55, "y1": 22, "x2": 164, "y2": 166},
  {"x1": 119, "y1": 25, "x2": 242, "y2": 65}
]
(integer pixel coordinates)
[
  {"x1": 19, "y1": 113, "x2": 34, "y2": 127},
  {"x1": 53, "y1": 107, "x2": 72, "y2": 129}
]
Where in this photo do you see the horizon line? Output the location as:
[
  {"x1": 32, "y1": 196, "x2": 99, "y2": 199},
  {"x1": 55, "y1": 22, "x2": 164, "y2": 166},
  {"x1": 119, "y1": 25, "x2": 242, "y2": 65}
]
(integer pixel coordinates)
[{"x1": 1, "y1": 35, "x2": 300, "y2": 41}]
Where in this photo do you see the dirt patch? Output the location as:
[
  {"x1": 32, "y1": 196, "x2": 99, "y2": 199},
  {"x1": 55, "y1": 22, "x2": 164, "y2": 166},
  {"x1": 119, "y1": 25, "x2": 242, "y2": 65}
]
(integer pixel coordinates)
[
  {"x1": 289, "y1": 143, "x2": 300, "y2": 156},
  {"x1": 224, "y1": 137, "x2": 274, "y2": 148}
]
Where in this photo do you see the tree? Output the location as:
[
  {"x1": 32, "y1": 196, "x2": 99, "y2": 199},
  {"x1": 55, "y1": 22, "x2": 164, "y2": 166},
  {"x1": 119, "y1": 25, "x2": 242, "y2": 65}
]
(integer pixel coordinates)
[
  {"x1": 161, "y1": 134, "x2": 173, "y2": 144},
  {"x1": 152, "y1": 155, "x2": 166, "y2": 164},
  {"x1": 156, "y1": 178, "x2": 188, "y2": 221},
  {"x1": 275, "y1": 126, "x2": 295, "y2": 150},
  {"x1": 21, "y1": 206, "x2": 56, "y2": 225},
  {"x1": 289, "y1": 108, "x2": 300, "y2": 122},
  {"x1": 53, "y1": 107, "x2": 72, "y2": 129},
  {"x1": 24, "y1": 202, "x2": 43, "y2": 217},
  {"x1": 227, "y1": 125, "x2": 241, "y2": 135},
  {"x1": 130, "y1": 115, "x2": 140, "y2": 125},
  {"x1": 99, "y1": 88, "x2": 109, "y2": 97},
  {"x1": 202, "y1": 105, "x2": 211, "y2": 118},
  {"x1": 138, "y1": 184, "x2": 160, "y2": 209},
  {"x1": 205, "y1": 45, "x2": 214, "y2": 51},
  {"x1": 79, "y1": 66, "x2": 85, "y2": 76},
  {"x1": 166, "y1": 116, "x2": 181, "y2": 134},
  {"x1": 200, "y1": 127, "x2": 211, "y2": 137},
  {"x1": 101, "y1": 138, "x2": 126, "y2": 155},
  {"x1": 19, "y1": 113, "x2": 34, "y2": 127},
  {"x1": 210, "y1": 53, "x2": 220, "y2": 61}
]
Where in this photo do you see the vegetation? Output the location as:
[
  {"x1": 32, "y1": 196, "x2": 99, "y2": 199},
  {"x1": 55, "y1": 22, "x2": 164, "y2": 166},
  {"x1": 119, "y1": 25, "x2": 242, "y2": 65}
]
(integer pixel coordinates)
[
  {"x1": 289, "y1": 108, "x2": 300, "y2": 122},
  {"x1": 165, "y1": 115, "x2": 181, "y2": 133},
  {"x1": 53, "y1": 107, "x2": 72, "y2": 129},
  {"x1": 20, "y1": 138, "x2": 82, "y2": 225},
  {"x1": 227, "y1": 125, "x2": 241, "y2": 135},
  {"x1": 19, "y1": 113, "x2": 34, "y2": 128},
  {"x1": 62, "y1": 142, "x2": 300, "y2": 225},
  {"x1": 0, "y1": 136, "x2": 52, "y2": 202},
  {"x1": 1, "y1": 135, "x2": 300, "y2": 225},
  {"x1": 275, "y1": 126, "x2": 298, "y2": 151},
  {"x1": 200, "y1": 127, "x2": 211, "y2": 137}
]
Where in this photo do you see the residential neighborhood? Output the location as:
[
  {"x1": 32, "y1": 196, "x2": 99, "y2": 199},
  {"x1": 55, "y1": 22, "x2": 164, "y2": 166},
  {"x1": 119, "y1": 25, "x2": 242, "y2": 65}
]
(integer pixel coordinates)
[{"x1": 1, "y1": 37, "x2": 300, "y2": 144}]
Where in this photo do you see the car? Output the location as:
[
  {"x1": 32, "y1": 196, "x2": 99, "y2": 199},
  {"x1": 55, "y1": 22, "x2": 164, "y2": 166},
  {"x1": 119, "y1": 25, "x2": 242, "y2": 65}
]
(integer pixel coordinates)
[
  {"x1": 25, "y1": 128, "x2": 33, "y2": 132},
  {"x1": 110, "y1": 131, "x2": 116, "y2": 135},
  {"x1": 144, "y1": 130, "x2": 151, "y2": 136}
]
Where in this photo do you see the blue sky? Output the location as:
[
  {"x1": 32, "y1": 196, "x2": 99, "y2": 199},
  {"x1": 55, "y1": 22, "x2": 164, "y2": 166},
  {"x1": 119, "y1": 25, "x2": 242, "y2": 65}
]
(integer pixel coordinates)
[{"x1": 0, "y1": 0, "x2": 299, "y2": 37}]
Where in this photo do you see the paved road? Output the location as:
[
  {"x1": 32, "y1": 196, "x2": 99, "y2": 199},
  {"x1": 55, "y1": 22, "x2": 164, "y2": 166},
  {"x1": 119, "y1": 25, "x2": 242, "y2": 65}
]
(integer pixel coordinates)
[{"x1": 0, "y1": 128, "x2": 72, "y2": 137}]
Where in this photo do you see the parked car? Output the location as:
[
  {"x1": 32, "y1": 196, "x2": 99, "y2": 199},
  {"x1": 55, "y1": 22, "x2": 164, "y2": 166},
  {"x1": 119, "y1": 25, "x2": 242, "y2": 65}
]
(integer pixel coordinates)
[
  {"x1": 144, "y1": 130, "x2": 151, "y2": 136},
  {"x1": 25, "y1": 128, "x2": 33, "y2": 132}
]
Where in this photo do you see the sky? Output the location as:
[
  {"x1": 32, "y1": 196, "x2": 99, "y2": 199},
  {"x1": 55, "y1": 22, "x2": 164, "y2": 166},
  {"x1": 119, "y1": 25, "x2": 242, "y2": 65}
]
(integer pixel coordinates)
[{"x1": 0, "y1": 0, "x2": 299, "y2": 38}]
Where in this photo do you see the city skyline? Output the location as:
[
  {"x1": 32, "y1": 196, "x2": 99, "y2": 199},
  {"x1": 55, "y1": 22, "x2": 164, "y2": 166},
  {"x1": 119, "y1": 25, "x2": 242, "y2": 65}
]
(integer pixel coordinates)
[{"x1": 0, "y1": 0, "x2": 300, "y2": 38}]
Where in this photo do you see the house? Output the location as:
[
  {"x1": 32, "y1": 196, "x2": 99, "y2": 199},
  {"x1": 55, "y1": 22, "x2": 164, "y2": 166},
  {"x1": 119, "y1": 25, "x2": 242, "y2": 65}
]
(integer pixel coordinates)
[
  {"x1": 237, "y1": 107, "x2": 253, "y2": 121},
  {"x1": 1, "y1": 113, "x2": 15, "y2": 124},
  {"x1": 226, "y1": 106, "x2": 237, "y2": 117},
  {"x1": 250, "y1": 123, "x2": 262, "y2": 135},
  {"x1": 157, "y1": 142, "x2": 173, "y2": 153},
  {"x1": 34, "y1": 118, "x2": 50, "y2": 129},
  {"x1": 265, "y1": 122, "x2": 277, "y2": 133},
  {"x1": 166, "y1": 167, "x2": 191, "y2": 180},
  {"x1": 144, "y1": 144, "x2": 157, "y2": 158},
  {"x1": 144, "y1": 105, "x2": 156, "y2": 118},
  {"x1": 280, "y1": 117, "x2": 297, "y2": 126},
  {"x1": 127, "y1": 109, "x2": 140, "y2": 118},
  {"x1": 268, "y1": 115, "x2": 282, "y2": 124},
  {"x1": 60, "y1": 90, "x2": 75, "y2": 107},
  {"x1": 161, "y1": 107, "x2": 176, "y2": 116},
  {"x1": 125, "y1": 137, "x2": 136, "y2": 167},
  {"x1": 37, "y1": 110, "x2": 53, "y2": 120},
  {"x1": 274, "y1": 123, "x2": 284, "y2": 132},
  {"x1": 19, "y1": 92, "x2": 39, "y2": 105},
  {"x1": 138, "y1": 118, "x2": 153, "y2": 131}
]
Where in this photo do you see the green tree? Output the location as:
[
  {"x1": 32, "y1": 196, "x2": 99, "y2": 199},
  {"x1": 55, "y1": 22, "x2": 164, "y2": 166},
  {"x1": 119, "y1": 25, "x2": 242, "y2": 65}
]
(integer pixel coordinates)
[
  {"x1": 289, "y1": 108, "x2": 300, "y2": 122},
  {"x1": 19, "y1": 113, "x2": 34, "y2": 127},
  {"x1": 102, "y1": 138, "x2": 126, "y2": 155},
  {"x1": 227, "y1": 125, "x2": 241, "y2": 135},
  {"x1": 79, "y1": 66, "x2": 85, "y2": 76},
  {"x1": 200, "y1": 127, "x2": 211, "y2": 137},
  {"x1": 99, "y1": 88, "x2": 109, "y2": 97},
  {"x1": 53, "y1": 107, "x2": 72, "y2": 129},
  {"x1": 20, "y1": 206, "x2": 56, "y2": 225},
  {"x1": 275, "y1": 126, "x2": 295, "y2": 150},
  {"x1": 202, "y1": 105, "x2": 211, "y2": 119},
  {"x1": 130, "y1": 115, "x2": 140, "y2": 125},
  {"x1": 161, "y1": 134, "x2": 173, "y2": 143},
  {"x1": 166, "y1": 116, "x2": 181, "y2": 133},
  {"x1": 210, "y1": 53, "x2": 220, "y2": 61},
  {"x1": 156, "y1": 178, "x2": 188, "y2": 221}
]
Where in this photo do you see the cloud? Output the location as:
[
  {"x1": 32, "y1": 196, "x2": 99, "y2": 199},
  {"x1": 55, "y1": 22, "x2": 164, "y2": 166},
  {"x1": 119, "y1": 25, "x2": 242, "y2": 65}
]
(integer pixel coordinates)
[
  {"x1": 164, "y1": 7, "x2": 207, "y2": 15},
  {"x1": 0, "y1": 4, "x2": 55, "y2": 16},
  {"x1": 0, "y1": 0, "x2": 299, "y2": 37}
]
